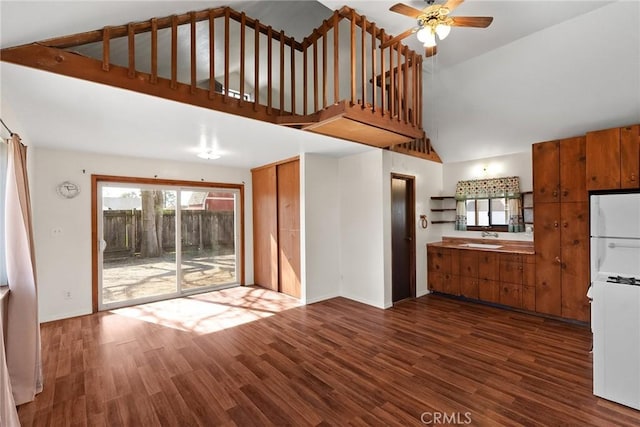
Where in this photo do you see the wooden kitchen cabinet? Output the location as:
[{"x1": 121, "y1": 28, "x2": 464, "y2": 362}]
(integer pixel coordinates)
[
  {"x1": 427, "y1": 245, "x2": 535, "y2": 312},
  {"x1": 533, "y1": 135, "x2": 590, "y2": 321},
  {"x1": 533, "y1": 136, "x2": 587, "y2": 204},
  {"x1": 586, "y1": 125, "x2": 640, "y2": 190}
]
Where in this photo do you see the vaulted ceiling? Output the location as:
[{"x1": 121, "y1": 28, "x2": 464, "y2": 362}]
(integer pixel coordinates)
[{"x1": 1, "y1": 1, "x2": 638, "y2": 166}]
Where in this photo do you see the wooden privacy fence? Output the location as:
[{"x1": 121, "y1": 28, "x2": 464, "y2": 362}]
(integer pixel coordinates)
[{"x1": 103, "y1": 210, "x2": 234, "y2": 259}]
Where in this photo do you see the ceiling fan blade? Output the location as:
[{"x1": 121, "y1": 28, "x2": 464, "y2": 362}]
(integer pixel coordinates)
[
  {"x1": 380, "y1": 27, "x2": 416, "y2": 49},
  {"x1": 442, "y1": 0, "x2": 464, "y2": 13},
  {"x1": 425, "y1": 46, "x2": 437, "y2": 57},
  {"x1": 389, "y1": 3, "x2": 424, "y2": 19},
  {"x1": 450, "y1": 16, "x2": 494, "y2": 28}
]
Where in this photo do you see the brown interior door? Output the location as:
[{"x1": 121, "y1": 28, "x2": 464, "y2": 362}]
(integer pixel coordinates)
[{"x1": 391, "y1": 175, "x2": 415, "y2": 302}]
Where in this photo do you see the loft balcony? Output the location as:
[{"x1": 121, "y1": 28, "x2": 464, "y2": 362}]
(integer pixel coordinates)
[{"x1": 0, "y1": 6, "x2": 440, "y2": 162}]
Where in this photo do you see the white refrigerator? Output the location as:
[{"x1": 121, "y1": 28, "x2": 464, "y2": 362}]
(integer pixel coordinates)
[{"x1": 589, "y1": 192, "x2": 640, "y2": 410}]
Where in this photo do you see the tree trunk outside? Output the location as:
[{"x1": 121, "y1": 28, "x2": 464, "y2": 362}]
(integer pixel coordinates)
[{"x1": 140, "y1": 190, "x2": 163, "y2": 257}]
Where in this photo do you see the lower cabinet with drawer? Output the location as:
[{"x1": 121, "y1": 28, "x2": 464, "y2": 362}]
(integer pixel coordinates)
[{"x1": 428, "y1": 245, "x2": 535, "y2": 313}]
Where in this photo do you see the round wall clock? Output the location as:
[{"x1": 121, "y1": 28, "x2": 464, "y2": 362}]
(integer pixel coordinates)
[{"x1": 56, "y1": 181, "x2": 80, "y2": 199}]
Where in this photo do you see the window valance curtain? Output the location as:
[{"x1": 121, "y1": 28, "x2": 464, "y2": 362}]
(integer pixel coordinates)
[
  {"x1": 455, "y1": 176, "x2": 522, "y2": 200},
  {"x1": 454, "y1": 176, "x2": 524, "y2": 232}
]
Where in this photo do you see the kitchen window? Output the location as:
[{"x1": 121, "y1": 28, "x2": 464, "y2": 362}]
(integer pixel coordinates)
[
  {"x1": 465, "y1": 197, "x2": 509, "y2": 231},
  {"x1": 455, "y1": 176, "x2": 524, "y2": 232}
]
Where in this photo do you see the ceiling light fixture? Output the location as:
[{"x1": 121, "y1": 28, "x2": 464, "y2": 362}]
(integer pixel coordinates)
[
  {"x1": 197, "y1": 150, "x2": 221, "y2": 160},
  {"x1": 416, "y1": 8, "x2": 453, "y2": 48}
]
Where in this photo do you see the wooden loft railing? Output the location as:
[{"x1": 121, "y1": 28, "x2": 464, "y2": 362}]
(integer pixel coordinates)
[{"x1": 0, "y1": 6, "x2": 439, "y2": 162}]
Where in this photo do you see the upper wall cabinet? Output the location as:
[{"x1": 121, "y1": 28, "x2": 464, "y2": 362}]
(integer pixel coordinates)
[
  {"x1": 586, "y1": 125, "x2": 640, "y2": 190},
  {"x1": 533, "y1": 136, "x2": 587, "y2": 204}
]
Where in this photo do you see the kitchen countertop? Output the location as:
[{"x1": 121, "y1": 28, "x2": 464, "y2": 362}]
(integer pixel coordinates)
[{"x1": 428, "y1": 237, "x2": 535, "y2": 255}]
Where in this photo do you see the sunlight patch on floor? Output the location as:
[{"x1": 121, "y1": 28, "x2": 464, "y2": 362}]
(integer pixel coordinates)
[{"x1": 110, "y1": 286, "x2": 301, "y2": 335}]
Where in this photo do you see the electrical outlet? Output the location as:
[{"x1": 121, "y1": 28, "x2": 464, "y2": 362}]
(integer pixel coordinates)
[
  {"x1": 51, "y1": 227, "x2": 63, "y2": 237},
  {"x1": 63, "y1": 290, "x2": 72, "y2": 300}
]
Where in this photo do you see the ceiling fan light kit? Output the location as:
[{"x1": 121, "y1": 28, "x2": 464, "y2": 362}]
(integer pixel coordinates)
[{"x1": 390, "y1": 0, "x2": 493, "y2": 56}]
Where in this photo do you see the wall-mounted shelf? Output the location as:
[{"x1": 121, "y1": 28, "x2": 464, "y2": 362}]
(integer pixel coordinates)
[{"x1": 429, "y1": 196, "x2": 456, "y2": 226}]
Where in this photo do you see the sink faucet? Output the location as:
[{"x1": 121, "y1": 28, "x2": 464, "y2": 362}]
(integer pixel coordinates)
[{"x1": 481, "y1": 230, "x2": 499, "y2": 238}]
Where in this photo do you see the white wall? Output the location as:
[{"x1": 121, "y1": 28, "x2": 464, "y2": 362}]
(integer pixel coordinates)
[
  {"x1": 442, "y1": 151, "x2": 532, "y2": 195},
  {"x1": 385, "y1": 151, "x2": 444, "y2": 303},
  {"x1": 31, "y1": 147, "x2": 252, "y2": 322},
  {"x1": 300, "y1": 153, "x2": 341, "y2": 304},
  {"x1": 338, "y1": 150, "x2": 386, "y2": 308},
  {"x1": 440, "y1": 151, "x2": 533, "y2": 242}
]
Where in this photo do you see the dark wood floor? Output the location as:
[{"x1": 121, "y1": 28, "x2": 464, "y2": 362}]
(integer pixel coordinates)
[{"x1": 19, "y1": 289, "x2": 640, "y2": 426}]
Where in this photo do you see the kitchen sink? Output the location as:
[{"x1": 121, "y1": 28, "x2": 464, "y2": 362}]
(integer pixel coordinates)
[{"x1": 459, "y1": 243, "x2": 503, "y2": 249}]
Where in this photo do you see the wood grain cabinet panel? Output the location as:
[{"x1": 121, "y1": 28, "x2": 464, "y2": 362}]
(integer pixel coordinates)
[
  {"x1": 586, "y1": 127, "x2": 621, "y2": 190},
  {"x1": 534, "y1": 202, "x2": 562, "y2": 316},
  {"x1": 478, "y1": 279, "x2": 500, "y2": 304},
  {"x1": 533, "y1": 140, "x2": 560, "y2": 203},
  {"x1": 459, "y1": 275, "x2": 479, "y2": 299},
  {"x1": 522, "y1": 255, "x2": 536, "y2": 311},
  {"x1": 585, "y1": 125, "x2": 640, "y2": 191},
  {"x1": 560, "y1": 202, "x2": 590, "y2": 322},
  {"x1": 620, "y1": 125, "x2": 640, "y2": 189},
  {"x1": 500, "y1": 283, "x2": 522, "y2": 308},
  {"x1": 478, "y1": 252, "x2": 499, "y2": 282},
  {"x1": 252, "y1": 165, "x2": 278, "y2": 291},
  {"x1": 277, "y1": 160, "x2": 301, "y2": 298},
  {"x1": 252, "y1": 159, "x2": 301, "y2": 298},
  {"x1": 559, "y1": 136, "x2": 587, "y2": 202}
]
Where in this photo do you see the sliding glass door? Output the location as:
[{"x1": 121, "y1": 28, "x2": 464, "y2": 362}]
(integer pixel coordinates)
[{"x1": 97, "y1": 182, "x2": 241, "y2": 310}]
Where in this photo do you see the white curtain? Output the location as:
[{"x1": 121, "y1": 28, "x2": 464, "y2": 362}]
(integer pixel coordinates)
[
  {"x1": 5, "y1": 134, "x2": 42, "y2": 406},
  {"x1": 0, "y1": 139, "x2": 19, "y2": 426}
]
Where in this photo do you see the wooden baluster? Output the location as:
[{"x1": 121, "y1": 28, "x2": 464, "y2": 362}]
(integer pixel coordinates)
[
  {"x1": 171, "y1": 15, "x2": 177, "y2": 89},
  {"x1": 361, "y1": 15, "x2": 367, "y2": 108},
  {"x1": 397, "y1": 44, "x2": 402, "y2": 122},
  {"x1": 240, "y1": 12, "x2": 246, "y2": 103},
  {"x1": 150, "y1": 20, "x2": 157, "y2": 83},
  {"x1": 209, "y1": 10, "x2": 215, "y2": 99},
  {"x1": 290, "y1": 37, "x2": 296, "y2": 115},
  {"x1": 322, "y1": 21, "x2": 328, "y2": 109},
  {"x1": 350, "y1": 10, "x2": 356, "y2": 106},
  {"x1": 380, "y1": 30, "x2": 385, "y2": 117},
  {"x1": 333, "y1": 12, "x2": 339, "y2": 105},
  {"x1": 371, "y1": 23, "x2": 377, "y2": 113},
  {"x1": 267, "y1": 26, "x2": 273, "y2": 114},
  {"x1": 102, "y1": 27, "x2": 111, "y2": 72},
  {"x1": 303, "y1": 46, "x2": 308, "y2": 115},
  {"x1": 413, "y1": 53, "x2": 418, "y2": 127},
  {"x1": 313, "y1": 38, "x2": 318, "y2": 112},
  {"x1": 389, "y1": 43, "x2": 395, "y2": 119},
  {"x1": 127, "y1": 23, "x2": 135, "y2": 78},
  {"x1": 404, "y1": 47, "x2": 409, "y2": 124},
  {"x1": 418, "y1": 56, "x2": 423, "y2": 129},
  {"x1": 280, "y1": 30, "x2": 285, "y2": 114},
  {"x1": 190, "y1": 12, "x2": 197, "y2": 94},
  {"x1": 224, "y1": 8, "x2": 230, "y2": 103},
  {"x1": 254, "y1": 19, "x2": 259, "y2": 111}
]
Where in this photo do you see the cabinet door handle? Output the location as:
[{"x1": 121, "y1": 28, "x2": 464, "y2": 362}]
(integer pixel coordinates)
[
  {"x1": 631, "y1": 173, "x2": 637, "y2": 182},
  {"x1": 554, "y1": 221, "x2": 559, "y2": 228},
  {"x1": 552, "y1": 190, "x2": 558, "y2": 197},
  {"x1": 563, "y1": 222, "x2": 569, "y2": 228},
  {"x1": 555, "y1": 256, "x2": 562, "y2": 264},
  {"x1": 562, "y1": 190, "x2": 569, "y2": 197}
]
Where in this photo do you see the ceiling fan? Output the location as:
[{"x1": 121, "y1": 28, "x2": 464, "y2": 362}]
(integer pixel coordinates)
[{"x1": 383, "y1": 0, "x2": 493, "y2": 57}]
